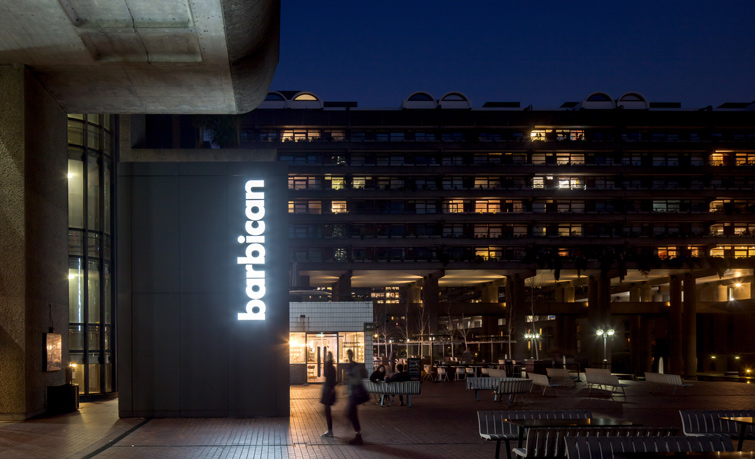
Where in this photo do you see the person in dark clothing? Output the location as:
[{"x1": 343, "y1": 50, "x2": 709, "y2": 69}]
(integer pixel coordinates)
[
  {"x1": 387, "y1": 363, "x2": 411, "y2": 406},
  {"x1": 345, "y1": 349, "x2": 363, "y2": 445},
  {"x1": 320, "y1": 351, "x2": 336, "y2": 437},
  {"x1": 369, "y1": 364, "x2": 386, "y2": 382}
]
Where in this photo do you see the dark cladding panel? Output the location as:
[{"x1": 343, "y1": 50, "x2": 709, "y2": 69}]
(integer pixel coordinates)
[
  {"x1": 131, "y1": 176, "x2": 180, "y2": 293},
  {"x1": 179, "y1": 293, "x2": 230, "y2": 415},
  {"x1": 119, "y1": 161, "x2": 289, "y2": 417},
  {"x1": 179, "y1": 175, "x2": 228, "y2": 293},
  {"x1": 132, "y1": 293, "x2": 181, "y2": 414}
]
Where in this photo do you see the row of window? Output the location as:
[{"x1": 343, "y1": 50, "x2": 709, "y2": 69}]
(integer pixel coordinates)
[
  {"x1": 290, "y1": 174, "x2": 755, "y2": 191},
  {"x1": 281, "y1": 151, "x2": 755, "y2": 168},
  {"x1": 245, "y1": 128, "x2": 755, "y2": 144},
  {"x1": 290, "y1": 245, "x2": 751, "y2": 263},
  {"x1": 288, "y1": 199, "x2": 755, "y2": 215},
  {"x1": 290, "y1": 222, "x2": 755, "y2": 240}
]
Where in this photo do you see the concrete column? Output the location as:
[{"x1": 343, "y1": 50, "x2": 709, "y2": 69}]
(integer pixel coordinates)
[
  {"x1": 505, "y1": 275, "x2": 527, "y2": 360},
  {"x1": 588, "y1": 275, "x2": 612, "y2": 368},
  {"x1": 629, "y1": 285, "x2": 641, "y2": 302},
  {"x1": 683, "y1": 274, "x2": 697, "y2": 379},
  {"x1": 562, "y1": 284, "x2": 575, "y2": 303},
  {"x1": 480, "y1": 283, "x2": 499, "y2": 303},
  {"x1": 0, "y1": 65, "x2": 68, "y2": 420},
  {"x1": 422, "y1": 273, "x2": 441, "y2": 335},
  {"x1": 332, "y1": 271, "x2": 352, "y2": 301},
  {"x1": 630, "y1": 316, "x2": 652, "y2": 375},
  {"x1": 669, "y1": 276, "x2": 683, "y2": 375},
  {"x1": 640, "y1": 283, "x2": 654, "y2": 302}
]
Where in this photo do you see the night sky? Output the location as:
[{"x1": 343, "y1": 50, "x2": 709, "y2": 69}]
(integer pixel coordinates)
[{"x1": 270, "y1": 1, "x2": 755, "y2": 109}]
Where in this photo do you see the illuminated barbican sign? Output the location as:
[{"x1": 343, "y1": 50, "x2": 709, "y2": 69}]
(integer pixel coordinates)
[{"x1": 237, "y1": 180, "x2": 266, "y2": 320}]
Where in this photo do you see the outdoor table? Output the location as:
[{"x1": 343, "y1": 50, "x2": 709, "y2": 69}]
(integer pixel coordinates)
[
  {"x1": 615, "y1": 453, "x2": 755, "y2": 458},
  {"x1": 720, "y1": 416, "x2": 755, "y2": 451},
  {"x1": 505, "y1": 417, "x2": 637, "y2": 448}
]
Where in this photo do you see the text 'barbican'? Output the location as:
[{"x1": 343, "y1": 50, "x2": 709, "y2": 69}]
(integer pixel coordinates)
[{"x1": 237, "y1": 180, "x2": 266, "y2": 320}]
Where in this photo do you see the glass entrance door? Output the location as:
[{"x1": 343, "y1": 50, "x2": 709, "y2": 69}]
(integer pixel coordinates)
[{"x1": 306, "y1": 333, "x2": 338, "y2": 383}]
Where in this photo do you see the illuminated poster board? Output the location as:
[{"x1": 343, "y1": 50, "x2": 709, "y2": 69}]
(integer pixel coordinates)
[{"x1": 45, "y1": 333, "x2": 62, "y2": 372}]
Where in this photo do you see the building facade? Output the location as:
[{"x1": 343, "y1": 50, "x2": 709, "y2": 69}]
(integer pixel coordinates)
[{"x1": 222, "y1": 90, "x2": 754, "y2": 377}]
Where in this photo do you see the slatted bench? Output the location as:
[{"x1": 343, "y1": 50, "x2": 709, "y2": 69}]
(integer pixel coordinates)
[
  {"x1": 513, "y1": 426, "x2": 678, "y2": 458},
  {"x1": 564, "y1": 434, "x2": 733, "y2": 459},
  {"x1": 680, "y1": 409, "x2": 755, "y2": 450},
  {"x1": 477, "y1": 410, "x2": 591, "y2": 459},
  {"x1": 488, "y1": 368, "x2": 508, "y2": 378},
  {"x1": 495, "y1": 378, "x2": 534, "y2": 406},
  {"x1": 529, "y1": 373, "x2": 563, "y2": 396},
  {"x1": 585, "y1": 372, "x2": 628, "y2": 398},
  {"x1": 467, "y1": 376, "x2": 509, "y2": 401},
  {"x1": 546, "y1": 368, "x2": 577, "y2": 389},
  {"x1": 362, "y1": 379, "x2": 421, "y2": 407},
  {"x1": 644, "y1": 372, "x2": 692, "y2": 395}
]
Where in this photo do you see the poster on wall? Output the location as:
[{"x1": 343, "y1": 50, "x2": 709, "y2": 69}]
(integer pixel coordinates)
[{"x1": 45, "y1": 333, "x2": 62, "y2": 371}]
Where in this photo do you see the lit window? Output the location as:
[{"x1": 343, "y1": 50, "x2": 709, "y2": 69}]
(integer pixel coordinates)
[
  {"x1": 475, "y1": 200, "x2": 500, "y2": 213},
  {"x1": 330, "y1": 177, "x2": 345, "y2": 190},
  {"x1": 446, "y1": 200, "x2": 465, "y2": 213},
  {"x1": 331, "y1": 201, "x2": 347, "y2": 214},
  {"x1": 294, "y1": 93, "x2": 317, "y2": 101},
  {"x1": 657, "y1": 247, "x2": 677, "y2": 259},
  {"x1": 352, "y1": 177, "x2": 366, "y2": 189},
  {"x1": 531, "y1": 130, "x2": 549, "y2": 141}
]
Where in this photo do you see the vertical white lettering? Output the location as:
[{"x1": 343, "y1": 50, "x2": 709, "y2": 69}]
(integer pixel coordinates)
[{"x1": 238, "y1": 180, "x2": 266, "y2": 321}]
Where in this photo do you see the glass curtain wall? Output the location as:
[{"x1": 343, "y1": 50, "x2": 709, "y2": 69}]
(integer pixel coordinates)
[{"x1": 67, "y1": 114, "x2": 116, "y2": 396}]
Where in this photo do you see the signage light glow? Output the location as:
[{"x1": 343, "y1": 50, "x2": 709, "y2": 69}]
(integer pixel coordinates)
[{"x1": 237, "y1": 180, "x2": 266, "y2": 320}]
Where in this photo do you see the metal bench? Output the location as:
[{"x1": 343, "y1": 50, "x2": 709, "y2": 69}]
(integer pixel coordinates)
[
  {"x1": 680, "y1": 409, "x2": 755, "y2": 450},
  {"x1": 585, "y1": 372, "x2": 628, "y2": 398},
  {"x1": 529, "y1": 373, "x2": 563, "y2": 396},
  {"x1": 644, "y1": 372, "x2": 692, "y2": 395},
  {"x1": 477, "y1": 410, "x2": 591, "y2": 459},
  {"x1": 495, "y1": 378, "x2": 534, "y2": 406},
  {"x1": 467, "y1": 376, "x2": 509, "y2": 401},
  {"x1": 545, "y1": 368, "x2": 577, "y2": 389},
  {"x1": 564, "y1": 434, "x2": 733, "y2": 459},
  {"x1": 513, "y1": 426, "x2": 678, "y2": 458},
  {"x1": 362, "y1": 379, "x2": 421, "y2": 407}
]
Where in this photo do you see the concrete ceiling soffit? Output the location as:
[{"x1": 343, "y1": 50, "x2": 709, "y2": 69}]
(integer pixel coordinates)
[
  {"x1": 220, "y1": 0, "x2": 281, "y2": 113},
  {"x1": 58, "y1": 0, "x2": 201, "y2": 63}
]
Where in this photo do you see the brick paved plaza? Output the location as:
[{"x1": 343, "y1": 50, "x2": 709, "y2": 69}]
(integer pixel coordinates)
[{"x1": 1, "y1": 378, "x2": 755, "y2": 458}]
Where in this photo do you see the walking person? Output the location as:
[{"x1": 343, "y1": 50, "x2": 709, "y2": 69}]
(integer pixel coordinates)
[
  {"x1": 345, "y1": 348, "x2": 366, "y2": 445},
  {"x1": 320, "y1": 351, "x2": 336, "y2": 437}
]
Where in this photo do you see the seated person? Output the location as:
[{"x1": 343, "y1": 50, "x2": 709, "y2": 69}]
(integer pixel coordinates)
[
  {"x1": 369, "y1": 364, "x2": 387, "y2": 404},
  {"x1": 370, "y1": 364, "x2": 387, "y2": 383},
  {"x1": 387, "y1": 364, "x2": 411, "y2": 406}
]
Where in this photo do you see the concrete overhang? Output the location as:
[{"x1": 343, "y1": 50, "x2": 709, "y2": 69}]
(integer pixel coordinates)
[{"x1": 0, "y1": 0, "x2": 279, "y2": 114}]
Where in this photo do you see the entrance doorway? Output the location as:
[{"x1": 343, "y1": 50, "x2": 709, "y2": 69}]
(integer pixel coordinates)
[{"x1": 306, "y1": 334, "x2": 338, "y2": 383}]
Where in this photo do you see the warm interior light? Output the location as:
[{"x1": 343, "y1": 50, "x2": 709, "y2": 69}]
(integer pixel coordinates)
[
  {"x1": 735, "y1": 283, "x2": 742, "y2": 288},
  {"x1": 711, "y1": 355, "x2": 717, "y2": 360},
  {"x1": 735, "y1": 356, "x2": 741, "y2": 360},
  {"x1": 67, "y1": 172, "x2": 73, "y2": 179}
]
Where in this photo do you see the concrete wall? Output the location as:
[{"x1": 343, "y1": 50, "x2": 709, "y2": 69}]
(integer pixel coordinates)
[
  {"x1": 0, "y1": 65, "x2": 68, "y2": 420},
  {"x1": 118, "y1": 161, "x2": 289, "y2": 417}
]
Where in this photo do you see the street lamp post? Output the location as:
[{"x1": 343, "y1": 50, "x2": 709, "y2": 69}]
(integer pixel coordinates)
[
  {"x1": 524, "y1": 332, "x2": 540, "y2": 359},
  {"x1": 596, "y1": 327, "x2": 615, "y2": 368}
]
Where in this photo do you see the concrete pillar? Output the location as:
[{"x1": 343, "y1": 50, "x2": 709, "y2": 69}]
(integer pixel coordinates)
[
  {"x1": 588, "y1": 275, "x2": 612, "y2": 368},
  {"x1": 480, "y1": 283, "x2": 499, "y2": 303},
  {"x1": 562, "y1": 284, "x2": 575, "y2": 303},
  {"x1": 669, "y1": 276, "x2": 683, "y2": 375},
  {"x1": 683, "y1": 274, "x2": 697, "y2": 379},
  {"x1": 629, "y1": 285, "x2": 641, "y2": 302},
  {"x1": 332, "y1": 271, "x2": 352, "y2": 301},
  {"x1": 630, "y1": 315, "x2": 652, "y2": 375},
  {"x1": 640, "y1": 283, "x2": 654, "y2": 302},
  {"x1": 422, "y1": 273, "x2": 441, "y2": 335},
  {"x1": 505, "y1": 275, "x2": 527, "y2": 360},
  {"x1": 0, "y1": 65, "x2": 68, "y2": 420}
]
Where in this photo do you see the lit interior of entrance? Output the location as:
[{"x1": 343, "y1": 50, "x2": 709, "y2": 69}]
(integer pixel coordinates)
[{"x1": 306, "y1": 334, "x2": 337, "y2": 383}]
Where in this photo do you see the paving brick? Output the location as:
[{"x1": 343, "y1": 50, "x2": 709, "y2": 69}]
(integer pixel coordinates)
[{"x1": 1, "y1": 379, "x2": 754, "y2": 458}]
